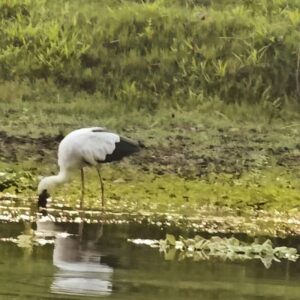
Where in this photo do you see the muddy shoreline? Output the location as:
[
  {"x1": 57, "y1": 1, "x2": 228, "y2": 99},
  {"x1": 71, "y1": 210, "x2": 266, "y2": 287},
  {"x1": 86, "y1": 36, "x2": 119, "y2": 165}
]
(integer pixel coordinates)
[
  {"x1": 1, "y1": 126, "x2": 299, "y2": 179},
  {"x1": 1, "y1": 124, "x2": 300, "y2": 237}
]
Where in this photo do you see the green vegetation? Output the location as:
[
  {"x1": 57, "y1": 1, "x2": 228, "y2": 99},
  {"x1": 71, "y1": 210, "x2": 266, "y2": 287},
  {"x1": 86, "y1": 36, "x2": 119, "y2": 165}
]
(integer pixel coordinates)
[{"x1": 0, "y1": 0, "x2": 300, "y2": 108}]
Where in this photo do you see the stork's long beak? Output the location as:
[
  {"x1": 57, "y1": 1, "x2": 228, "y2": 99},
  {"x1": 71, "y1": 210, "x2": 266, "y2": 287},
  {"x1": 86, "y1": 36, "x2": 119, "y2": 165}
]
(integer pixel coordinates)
[{"x1": 38, "y1": 189, "x2": 50, "y2": 216}]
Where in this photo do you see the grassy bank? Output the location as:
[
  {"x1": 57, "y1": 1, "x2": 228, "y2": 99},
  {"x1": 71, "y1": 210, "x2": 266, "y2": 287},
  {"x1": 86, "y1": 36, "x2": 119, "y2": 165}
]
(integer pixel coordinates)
[{"x1": 1, "y1": 0, "x2": 300, "y2": 108}]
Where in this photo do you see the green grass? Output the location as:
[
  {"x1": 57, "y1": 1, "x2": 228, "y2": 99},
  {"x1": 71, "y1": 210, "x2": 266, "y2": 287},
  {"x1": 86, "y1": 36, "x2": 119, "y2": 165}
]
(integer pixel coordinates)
[
  {"x1": 0, "y1": 0, "x2": 300, "y2": 108},
  {"x1": 0, "y1": 79, "x2": 299, "y2": 136}
]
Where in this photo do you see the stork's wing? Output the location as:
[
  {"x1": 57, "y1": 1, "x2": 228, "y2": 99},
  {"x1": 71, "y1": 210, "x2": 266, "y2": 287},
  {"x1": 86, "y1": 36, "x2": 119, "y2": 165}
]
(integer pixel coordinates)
[
  {"x1": 58, "y1": 128, "x2": 140, "y2": 169},
  {"x1": 77, "y1": 130, "x2": 121, "y2": 165},
  {"x1": 102, "y1": 135, "x2": 140, "y2": 162},
  {"x1": 58, "y1": 128, "x2": 119, "y2": 169}
]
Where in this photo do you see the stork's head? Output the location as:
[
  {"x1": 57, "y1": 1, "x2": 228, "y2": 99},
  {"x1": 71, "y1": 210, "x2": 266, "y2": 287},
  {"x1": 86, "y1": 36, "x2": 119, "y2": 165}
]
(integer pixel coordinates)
[
  {"x1": 37, "y1": 172, "x2": 69, "y2": 215},
  {"x1": 38, "y1": 190, "x2": 50, "y2": 215},
  {"x1": 37, "y1": 177, "x2": 54, "y2": 215}
]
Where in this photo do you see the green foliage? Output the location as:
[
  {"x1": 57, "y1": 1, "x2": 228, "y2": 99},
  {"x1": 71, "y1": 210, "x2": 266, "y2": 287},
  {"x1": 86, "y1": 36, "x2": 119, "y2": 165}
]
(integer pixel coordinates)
[
  {"x1": 0, "y1": 169, "x2": 35, "y2": 193},
  {"x1": 0, "y1": 0, "x2": 299, "y2": 108}
]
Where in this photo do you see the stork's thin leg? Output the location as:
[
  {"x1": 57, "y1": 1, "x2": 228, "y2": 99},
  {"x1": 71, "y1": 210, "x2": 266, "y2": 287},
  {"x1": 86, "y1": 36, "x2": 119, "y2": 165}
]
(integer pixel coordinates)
[
  {"x1": 96, "y1": 166, "x2": 105, "y2": 208},
  {"x1": 80, "y1": 168, "x2": 85, "y2": 210},
  {"x1": 78, "y1": 169, "x2": 85, "y2": 242}
]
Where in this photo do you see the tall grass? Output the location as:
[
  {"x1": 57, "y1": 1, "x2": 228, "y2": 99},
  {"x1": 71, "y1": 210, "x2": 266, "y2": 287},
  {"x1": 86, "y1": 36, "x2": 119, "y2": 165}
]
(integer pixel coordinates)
[{"x1": 0, "y1": 0, "x2": 299, "y2": 109}]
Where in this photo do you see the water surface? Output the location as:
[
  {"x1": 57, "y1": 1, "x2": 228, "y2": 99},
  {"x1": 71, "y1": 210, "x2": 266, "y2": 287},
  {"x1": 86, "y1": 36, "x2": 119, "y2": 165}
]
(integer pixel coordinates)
[{"x1": 0, "y1": 221, "x2": 300, "y2": 300}]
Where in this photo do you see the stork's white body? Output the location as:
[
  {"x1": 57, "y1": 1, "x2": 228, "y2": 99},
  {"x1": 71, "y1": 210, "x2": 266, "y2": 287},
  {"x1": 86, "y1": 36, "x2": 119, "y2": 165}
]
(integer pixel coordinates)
[
  {"x1": 37, "y1": 127, "x2": 141, "y2": 211},
  {"x1": 58, "y1": 127, "x2": 120, "y2": 171}
]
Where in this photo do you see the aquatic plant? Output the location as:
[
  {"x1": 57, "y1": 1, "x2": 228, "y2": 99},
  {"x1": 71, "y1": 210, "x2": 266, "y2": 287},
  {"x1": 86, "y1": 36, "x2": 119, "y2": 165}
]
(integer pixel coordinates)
[{"x1": 128, "y1": 234, "x2": 299, "y2": 268}]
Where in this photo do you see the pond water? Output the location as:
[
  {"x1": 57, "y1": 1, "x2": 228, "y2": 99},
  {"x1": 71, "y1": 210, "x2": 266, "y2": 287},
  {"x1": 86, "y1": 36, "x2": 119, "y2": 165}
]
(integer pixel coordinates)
[{"x1": 0, "y1": 220, "x2": 300, "y2": 300}]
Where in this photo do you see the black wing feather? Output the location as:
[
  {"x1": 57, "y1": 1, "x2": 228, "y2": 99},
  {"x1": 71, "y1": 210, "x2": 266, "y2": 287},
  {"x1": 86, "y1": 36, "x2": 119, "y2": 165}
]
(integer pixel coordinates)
[{"x1": 102, "y1": 136, "x2": 140, "y2": 163}]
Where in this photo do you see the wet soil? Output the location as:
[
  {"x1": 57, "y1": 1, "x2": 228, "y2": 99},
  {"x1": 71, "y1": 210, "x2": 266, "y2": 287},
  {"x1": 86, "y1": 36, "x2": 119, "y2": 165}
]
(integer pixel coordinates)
[
  {"x1": 137, "y1": 126, "x2": 300, "y2": 179},
  {"x1": 0, "y1": 126, "x2": 299, "y2": 179},
  {"x1": 0, "y1": 130, "x2": 62, "y2": 165}
]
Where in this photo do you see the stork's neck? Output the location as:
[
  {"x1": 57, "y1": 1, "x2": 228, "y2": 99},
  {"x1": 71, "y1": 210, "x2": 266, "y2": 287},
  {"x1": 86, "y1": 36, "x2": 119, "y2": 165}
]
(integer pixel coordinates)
[
  {"x1": 53, "y1": 169, "x2": 70, "y2": 185},
  {"x1": 38, "y1": 169, "x2": 70, "y2": 194}
]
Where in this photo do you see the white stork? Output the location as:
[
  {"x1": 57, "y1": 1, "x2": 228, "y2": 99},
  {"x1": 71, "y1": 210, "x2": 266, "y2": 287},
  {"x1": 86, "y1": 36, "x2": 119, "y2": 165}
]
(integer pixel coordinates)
[{"x1": 37, "y1": 127, "x2": 142, "y2": 214}]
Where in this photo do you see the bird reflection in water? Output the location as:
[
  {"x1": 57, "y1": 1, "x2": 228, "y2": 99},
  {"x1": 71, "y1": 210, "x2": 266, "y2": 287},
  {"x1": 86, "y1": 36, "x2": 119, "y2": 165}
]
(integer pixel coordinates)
[{"x1": 36, "y1": 219, "x2": 113, "y2": 297}]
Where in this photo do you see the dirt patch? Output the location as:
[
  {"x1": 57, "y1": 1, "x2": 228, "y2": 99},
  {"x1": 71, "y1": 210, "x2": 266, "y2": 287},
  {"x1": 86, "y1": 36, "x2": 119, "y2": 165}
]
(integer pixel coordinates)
[
  {"x1": 134, "y1": 126, "x2": 300, "y2": 179},
  {"x1": 1, "y1": 126, "x2": 299, "y2": 179},
  {"x1": 0, "y1": 131, "x2": 63, "y2": 165}
]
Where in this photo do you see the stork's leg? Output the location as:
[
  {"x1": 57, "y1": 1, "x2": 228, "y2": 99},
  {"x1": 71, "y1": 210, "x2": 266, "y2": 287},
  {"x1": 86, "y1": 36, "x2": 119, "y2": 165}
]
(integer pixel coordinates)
[
  {"x1": 96, "y1": 166, "x2": 105, "y2": 208},
  {"x1": 78, "y1": 168, "x2": 85, "y2": 242},
  {"x1": 80, "y1": 168, "x2": 85, "y2": 210}
]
